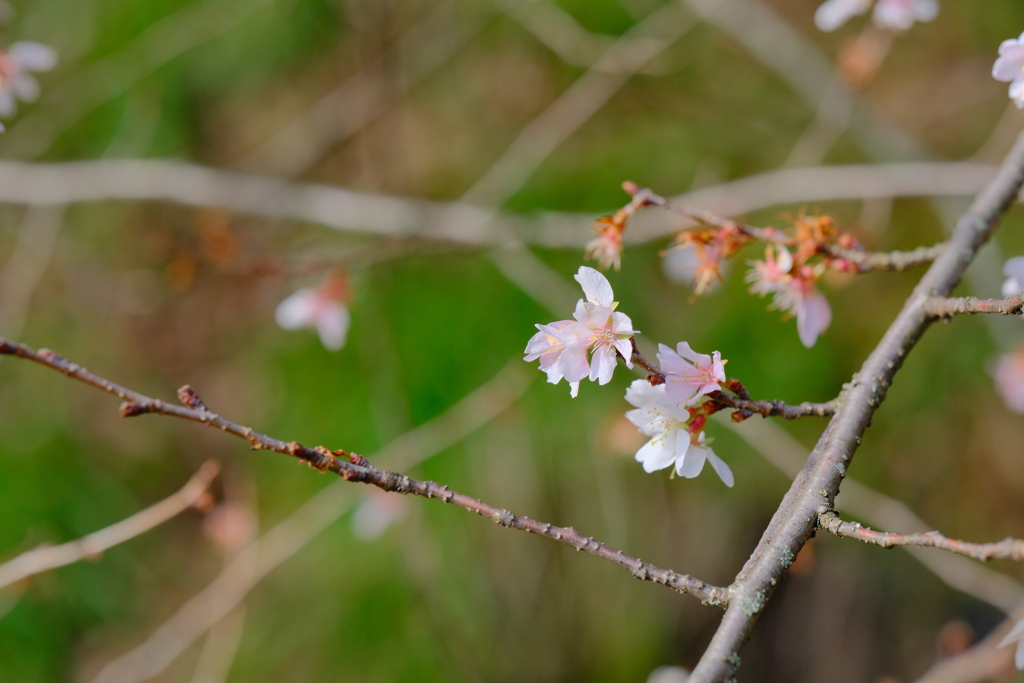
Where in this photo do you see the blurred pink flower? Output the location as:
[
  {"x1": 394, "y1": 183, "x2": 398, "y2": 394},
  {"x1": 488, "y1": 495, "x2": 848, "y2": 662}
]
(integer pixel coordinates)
[
  {"x1": 0, "y1": 41, "x2": 57, "y2": 119},
  {"x1": 275, "y1": 274, "x2": 350, "y2": 351},
  {"x1": 525, "y1": 267, "x2": 636, "y2": 396},
  {"x1": 656, "y1": 342, "x2": 726, "y2": 406},
  {"x1": 624, "y1": 380, "x2": 734, "y2": 486},
  {"x1": 352, "y1": 489, "x2": 408, "y2": 541},
  {"x1": 994, "y1": 33, "x2": 1024, "y2": 109},
  {"x1": 1003, "y1": 256, "x2": 1024, "y2": 297},
  {"x1": 748, "y1": 252, "x2": 832, "y2": 348},
  {"x1": 995, "y1": 347, "x2": 1024, "y2": 414},
  {"x1": 814, "y1": 0, "x2": 936, "y2": 33}
]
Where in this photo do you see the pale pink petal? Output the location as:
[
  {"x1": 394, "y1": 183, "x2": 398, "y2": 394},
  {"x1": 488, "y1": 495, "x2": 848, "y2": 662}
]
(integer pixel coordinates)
[
  {"x1": 572, "y1": 299, "x2": 590, "y2": 324},
  {"x1": 705, "y1": 448, "x2": 735, "y2": 487},
  {"x1": 1016, "y1": 640, "x2": 1024, "y2": 670},
  {"x1": 0, "y1": 91, "x2": 16, "y2": 118},
  {"x1": 575, "y1": 266, "x2": 615, "y2": 306},
  {"x1": 275, "y1": 289, "x2": 318, "y2": 330},
  {"x1": 664, "y1": 378, "x2": 700, "y2": 406},
  {"x1": 636, "y1": 435, "x2": 678, "y2": 473},
  {"x1": 873, "y1": 0, "x2": 914, "y2": 30},
  {"x1": 610, "y1": 311, "x2": 636, "y2": 336},
  {"x1": 675, "y1": 442, "x2": 705, "y2": 479},
  {"x1": 999, "y1": 617, "x2": 1024, "y2": 649},
  {"x1": 815, "y1": 0, "x2": 869, "y2": 31},
  {"x1": 1003, "y1": 257, "x2": 1024, "y2": 286},
  {"x1": 9, "y1": 41, "x2": 57, "y2": 71},
  {"x1": 712, "y1": 352, "x2": 726, "y2": 382},
  {"x1": 10, "y1": 73, "x2": 38, "y2": 102},
  {"x1": 613, "y1": 338, "x2": 633, "y2": 368},
  {"x1": 568, "y1": 381, "x2": 580, "y2": 398},
  {"x1": 589, "y1": 345, "x2": 617, "y2": 384},
  {"x1": 314, "y1": 302, "x2": 350, "y2": 351},
  {"x1": 675, "y1": 341, "x2": 710, "y2": 366},
  {"x1": 797, "y1": 291, "x2": 832, "y2": 348},
  {"x1": 555, "y1": 344, "x2": 591, "y2": 383},
  {"x1": 625, "y1": 378, "x2": 666, "y2": 409},
  {"x1": 995, "y1": 353, "x2": 1024, "y2": 414},
  {"x1": 912, "y1": 0, "x2": 938, "y2": 22}
]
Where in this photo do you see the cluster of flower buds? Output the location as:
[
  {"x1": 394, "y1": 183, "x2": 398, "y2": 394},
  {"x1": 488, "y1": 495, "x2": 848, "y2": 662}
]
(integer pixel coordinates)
[{"x1": 526, "y1": 267, "x2": 733, "y2": 485}]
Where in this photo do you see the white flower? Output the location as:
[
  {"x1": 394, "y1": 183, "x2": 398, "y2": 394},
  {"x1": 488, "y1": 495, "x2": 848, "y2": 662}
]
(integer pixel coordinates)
[
  {"x1": 656, "y1": 342, "x2": 727, "y2": 407},
  {"x1": 747, "y1": 250, "x2": 832, "y2": 348},
  {"x1": 624, "y1": 380, "x2": 734, "y2": 486},
  {"x1": 1003, "y1": 256, "x2": 1024, "y2": 297},
  {"x1": 275, "y1": 277, "x2": 351, "y2": 351},
  {"x1": 994, "y1": 33, "x2": 1024, "y2": 109},
  {"x1": 0, "y1": 41, "x2": 57, "y2": 119},
  {"x1": 814, "y1": 0, "x2": 936, "y2": 33},
  {"x1": 525, "y1": 267, "x2": 637, "y2": 396},
  {"x1": 995, "y1": 346, "x2": 1024, "y2": 414},
  {"x1": 999, "y1": 616, "x2": 1024, "y2": 670}
]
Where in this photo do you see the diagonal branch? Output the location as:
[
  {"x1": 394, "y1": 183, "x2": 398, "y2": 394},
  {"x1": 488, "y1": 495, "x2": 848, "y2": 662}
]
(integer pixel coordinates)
[
  {"x1": 0, "y1": 336, "x2": 727, "y2": 607},
  {"x1": 818, "y1": 511, "x2": 1024, "y2": 562},
  {"x1": 924, "y1": 293, "x2": 1024, "y2": 318},
  {"x1": 687, "y1": 129, "x2": 1024, "y2": 683},
  {"x1": 0, "y1": 462, "x2": 219, "y2": 591}
]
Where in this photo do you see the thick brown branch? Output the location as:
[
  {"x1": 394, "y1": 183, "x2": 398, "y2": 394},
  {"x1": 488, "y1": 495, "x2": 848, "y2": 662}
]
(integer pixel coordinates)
[
  {"x1": 818, "y1": 511, "x2": 1024, "y2": 562},
  {"x1": 0, "y1": 462, "x2": 219, "y2": 590},
  {"x1": 924, "y1": 293, "x2": 1024, "y2": 318},
  {"x1": 0, "y1": 336, "x2": 726, "y2": 606}
]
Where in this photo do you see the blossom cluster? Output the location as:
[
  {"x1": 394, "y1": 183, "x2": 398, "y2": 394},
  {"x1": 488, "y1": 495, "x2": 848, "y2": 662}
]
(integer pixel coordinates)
[{"x1": 526, "y1": 267, "x2": 733, "y2": 486}]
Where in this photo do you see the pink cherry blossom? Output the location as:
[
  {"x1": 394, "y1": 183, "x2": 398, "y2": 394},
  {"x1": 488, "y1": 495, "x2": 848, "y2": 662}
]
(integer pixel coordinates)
[
  {"x1": 624, "y1": 380, "x2": 734, "y2": 486},
  {"x1": 747, "y1": 251, "x2": 832, "y2": 348},
  {"x1": 275, "y1": 274, "x2": 351, "y2": 351},
  {"x1": 995, "y1": 347, "x2": 1024, "y2": 414},
  {"x1": 1002, "y1": 256, "x2": 1024, "y2": 297},
  {"x1": 656, "y1": 342, "x2": 726, "y2": 406},
  {"x1": 0, "y1": 41, "x2": 57, "y2": 119},
  {"x1": 525, "y1": 267, "x2": 637, "y2": 396},
  {"x1": 994, "y1": 33, "x2": 1024, "y2": 109}
]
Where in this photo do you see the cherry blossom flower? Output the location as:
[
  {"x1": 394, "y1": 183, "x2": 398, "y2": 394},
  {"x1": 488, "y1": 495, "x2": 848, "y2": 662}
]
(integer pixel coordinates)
[
  {"x1": 525, "y1": 267, "x2": 637, "y2": 396},
  {"x1": 995, "y1": 345, "x2": 1024, "y2": 414},
  {"x1": 624, "y1": 380, "x2": 734, "y2": 486},
  {"x1": 352, "y1": 489, "x2": 409, "y2": 541},
  {"x1": 657, "y1": 342, "x2": 726, "y2": 407},
  {"x1": 524, "y1": 320, "x2": 580, "y2": 397},
  {"x1": 668, "y1": 226, "x2": 752, "y2": 296},
  {"x1": 585, "y1": 218, "x2": 624, "y2": 271},
  {"x1": 994, "y1": 33, "x2": 1024, "y2": 108},
  {"x1": 0, "y1": 41, "x2": 57, "y2": 119},
  {"x1": 1003, "y1": 257, "x2": 1024, "y2": 297},
  {"x1": 747, "y1": 252, "x2": 832, "y2": 348},
  {"x1": 814, "y1": 0, "x2": 937, "y2": 33},
  {"x1": 275, "y1": 273, "x2": 351, "y2": 351},
  {"x1": 999, "y1": 617, "x2": 1024, "y2": 670}
]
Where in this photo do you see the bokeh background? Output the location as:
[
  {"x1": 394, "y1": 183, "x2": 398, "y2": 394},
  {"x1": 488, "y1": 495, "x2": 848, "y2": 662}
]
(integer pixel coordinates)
[{"x1": 1, "y1": 0, "x2": 1024, "y2": 681}]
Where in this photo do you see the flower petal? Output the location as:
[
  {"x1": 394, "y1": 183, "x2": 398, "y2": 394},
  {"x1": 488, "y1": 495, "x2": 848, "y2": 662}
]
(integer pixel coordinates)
[
  {"x1": 675, "y1": 442, "x2": 705, "y2": 479},
  {"x1": 590, "y1": 345, "x2": 617, "y2": 384},
  {"x1": 575, "y1": 266, "x2": 615, "y2": 306},
  {"x1": 705, "y1": 448, "x2": 735, "y2": 487},
  {"x1": 10, "y1": 74, "x2": 38, "y2": 102},
  {"x1": 9, "y1": 41, "x2": 57, "y2": 71},
  {"x1": 814, "y1": 0, "x2": 869, "y2": 32},
  {"x1": 275, "y1": 289, "x2": 317, "y2": 330},
  {"x1": 797, "y1": 291, "x2": 832, "y2": 348},
  {"x1": 314, "y1": 302, "x2": 350, "y2": 351},
  {"x1": 636, "y1": 435, "x2": 677, "y2": 473}
]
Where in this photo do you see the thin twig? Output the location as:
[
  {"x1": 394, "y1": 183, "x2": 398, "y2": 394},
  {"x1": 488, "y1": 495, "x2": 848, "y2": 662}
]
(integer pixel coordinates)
[
  {"x1": 0, "y1": 336, "x2": 726, "y2": 606},
  {"x1": 633, "y1": 186, "x2": 942, "y2": 273},
  {"x1": 0, "y1": 462, "x2": 219, "y2": 591},
  {"x1": 818, "y1": 511, "x2": 1024, "y2": 562},
  {"x1": 924, "y1": 293, "x2": 1024, "y2": 318},
  {"x1": 627, "y1": 338, "x2": 835, "y2": 420}
]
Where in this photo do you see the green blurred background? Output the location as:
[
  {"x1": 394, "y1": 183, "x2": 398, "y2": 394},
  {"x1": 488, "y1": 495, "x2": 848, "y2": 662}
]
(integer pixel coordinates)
[{"x1": 1, "y1": 0, "x2": 1024, "y2": 681}]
